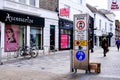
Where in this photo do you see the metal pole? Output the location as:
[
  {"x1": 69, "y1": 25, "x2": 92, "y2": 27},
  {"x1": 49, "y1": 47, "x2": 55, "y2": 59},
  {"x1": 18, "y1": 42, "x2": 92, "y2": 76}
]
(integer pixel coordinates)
[
  {"x1": 0, "y1": 47, "x2": 3, "y2": 65},
  {"x1": 70, "y1": 49, "x2": 74, "y2": 72}
]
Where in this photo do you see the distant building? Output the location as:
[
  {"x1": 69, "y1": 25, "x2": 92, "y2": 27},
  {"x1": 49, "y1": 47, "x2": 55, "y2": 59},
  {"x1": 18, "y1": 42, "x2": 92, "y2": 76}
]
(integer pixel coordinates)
[
  {"x1": 86, "y1": 4, "x2": 116, "y2": 47},
  {"x1": 115, "y1": 20, "x2": 120, "y2": 40}
]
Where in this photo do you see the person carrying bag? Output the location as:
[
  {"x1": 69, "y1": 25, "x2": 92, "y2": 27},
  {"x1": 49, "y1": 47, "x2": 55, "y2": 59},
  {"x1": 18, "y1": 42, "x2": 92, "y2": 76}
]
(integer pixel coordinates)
[{"x1": 101, "y1": 37, "x2": 109, "y2": 57}]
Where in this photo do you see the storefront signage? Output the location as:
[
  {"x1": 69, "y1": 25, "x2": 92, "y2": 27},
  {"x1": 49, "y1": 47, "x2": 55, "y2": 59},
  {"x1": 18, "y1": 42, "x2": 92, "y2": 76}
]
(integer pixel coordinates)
[
  {"x1": 59, "y1": 18, "x2": 73, "y2": 29},
  {"x1": 108, "y1": 0, "x2": 120, "y2": 11},
  {"x1": 60, "y1": 8, "x2": 70, "y2": 16},
  {"x1": 5, "y1": 13, "x2": 33, "y2": 24},
  {"x1": 0, "y1": 10, "x2": 44, "y2": 27}
]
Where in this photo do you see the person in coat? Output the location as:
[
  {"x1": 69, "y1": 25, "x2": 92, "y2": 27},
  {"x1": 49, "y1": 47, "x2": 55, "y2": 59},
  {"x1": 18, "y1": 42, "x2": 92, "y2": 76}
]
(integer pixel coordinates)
[
  {"x1": 116, "y1": 38, "x2": 120, "y2": 51},
  {"x1": 101, "y1": 37, "x2": 109, "y2": 57}
]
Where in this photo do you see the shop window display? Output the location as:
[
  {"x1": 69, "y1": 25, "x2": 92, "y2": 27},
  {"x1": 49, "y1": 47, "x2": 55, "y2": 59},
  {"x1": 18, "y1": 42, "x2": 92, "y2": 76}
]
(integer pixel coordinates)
[
  {"x1": 5, "y1": 24, "x2": 25, "y2": 52},
  {"x1": 30, "y1": 27, "x2": 43, "y2": 49}
]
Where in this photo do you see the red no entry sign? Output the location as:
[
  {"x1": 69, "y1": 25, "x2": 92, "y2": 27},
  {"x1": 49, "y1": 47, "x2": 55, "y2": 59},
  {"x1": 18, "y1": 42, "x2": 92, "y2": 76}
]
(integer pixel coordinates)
[{"x1": 76, "y1": 20, "x2": 85, "y2": 30}]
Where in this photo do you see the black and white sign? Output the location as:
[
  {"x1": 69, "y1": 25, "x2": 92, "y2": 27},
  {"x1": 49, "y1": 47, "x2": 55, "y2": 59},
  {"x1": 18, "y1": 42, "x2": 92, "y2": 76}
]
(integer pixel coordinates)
[{"x1": 0, "y1": 10, "x2": 44, "y2": 27}]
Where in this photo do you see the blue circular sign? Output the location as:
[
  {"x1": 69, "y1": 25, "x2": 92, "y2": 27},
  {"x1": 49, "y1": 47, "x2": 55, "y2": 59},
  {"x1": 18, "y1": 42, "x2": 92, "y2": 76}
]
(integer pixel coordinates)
[{"x1": 76, "y1": 51, "x2": 85, "y2": 61}]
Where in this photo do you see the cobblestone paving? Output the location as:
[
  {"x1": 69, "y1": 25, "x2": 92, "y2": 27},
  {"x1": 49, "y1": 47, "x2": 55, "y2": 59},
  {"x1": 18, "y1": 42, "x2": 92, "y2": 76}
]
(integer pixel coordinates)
[{"x1": 0, "y1": 47, "x2": 120, "y2": 80}]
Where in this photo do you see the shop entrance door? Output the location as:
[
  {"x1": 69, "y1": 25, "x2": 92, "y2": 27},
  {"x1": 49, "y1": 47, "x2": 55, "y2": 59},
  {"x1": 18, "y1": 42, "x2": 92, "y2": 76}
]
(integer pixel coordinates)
[{"x1": 50, "y1": 25, "x2": 55, "y2": 50}]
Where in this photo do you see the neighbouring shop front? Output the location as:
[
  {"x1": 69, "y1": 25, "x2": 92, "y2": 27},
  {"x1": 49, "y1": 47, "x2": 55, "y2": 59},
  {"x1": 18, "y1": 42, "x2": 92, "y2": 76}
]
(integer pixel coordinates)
[
  {"x1": 0, "y1": 10, "x2": 44, "y2": 52},
  {"x1": 59, "y1": 18, "x2": 73, "y2": 50}
]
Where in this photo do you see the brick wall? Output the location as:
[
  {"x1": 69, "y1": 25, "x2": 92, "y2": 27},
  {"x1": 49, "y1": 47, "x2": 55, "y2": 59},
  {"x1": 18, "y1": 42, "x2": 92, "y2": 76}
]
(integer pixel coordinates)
[
  {"x1": 115, "y1": 20, "x2": 120, "y2": 39},
  {"x1": 39, "y1": 0, "x2": 58, "y2": 12}
]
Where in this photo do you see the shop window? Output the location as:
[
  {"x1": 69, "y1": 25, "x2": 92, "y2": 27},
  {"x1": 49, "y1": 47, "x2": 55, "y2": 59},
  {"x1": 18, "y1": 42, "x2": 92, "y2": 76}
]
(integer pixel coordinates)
[
  {"x1": 19, "y1": 0, "x2": 26, "y2": 3},
  {"x1": 60, "y1": 29, "x2": 72, "y2": 49},
  {"x1": 4, "y1": 24, "x2": 25, "y2": 52},
  {"x1": 29, "y1": 0, "x2": 35, "y2": 6},
  {"x1": 99, "y1": 19, "x2": 101, "y2": 29},
  {"x1": 80, "y1": 0, "x2": 82, "y2": 4},
  {"x1": 30, "y1": 27, "x2": 43, "y2": 49}
]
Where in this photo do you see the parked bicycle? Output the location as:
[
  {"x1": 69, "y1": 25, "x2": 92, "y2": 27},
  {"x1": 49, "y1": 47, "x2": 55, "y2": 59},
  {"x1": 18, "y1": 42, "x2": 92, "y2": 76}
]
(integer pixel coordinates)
[{"x1": 14, "y1": 46, "x2": 38, "y2": 58}]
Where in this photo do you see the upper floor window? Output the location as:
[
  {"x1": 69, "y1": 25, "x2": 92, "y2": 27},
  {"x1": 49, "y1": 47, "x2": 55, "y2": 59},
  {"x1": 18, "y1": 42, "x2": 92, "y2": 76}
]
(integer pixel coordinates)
[
  {"x1": 10, "y1": 0, "x2": 15, "y2": 1},
  {"x1": 105, "y1": 22, "x2": 107, "y2": 30},
  {"x1": 80, "y1": 0, "x2": 82, "y2": 4},
  {"x1": 30, "y1": 0, "x2": 35, "y2": 6},
  {"x1": 99, "y1": 19, "x2": 101, "y2": 29},
  {"x1": 19, "y1": 0, "x2": 25, "y2": 3},
  {"x1": 110, "y1": 23, "x2": 113, "y2": 32}
]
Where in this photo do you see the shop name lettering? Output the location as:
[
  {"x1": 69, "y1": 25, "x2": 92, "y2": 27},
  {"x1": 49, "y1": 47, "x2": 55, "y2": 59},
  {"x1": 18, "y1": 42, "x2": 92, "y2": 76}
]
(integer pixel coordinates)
[{"x1": 5, "y1": 13, "x2": 33, "y2": 23}]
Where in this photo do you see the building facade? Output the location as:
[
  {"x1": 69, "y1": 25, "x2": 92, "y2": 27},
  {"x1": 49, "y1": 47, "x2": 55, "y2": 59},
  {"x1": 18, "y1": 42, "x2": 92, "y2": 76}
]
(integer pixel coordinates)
[
  {"x1": 94, "y1": 10, "x2": 115, "y2": 47},
  {"x1": 115, "y1": 20, "x2": 120, "y2": 40},
  {"x1": 58, "y1": 0, "x2": 86, "y2": 50},
  {"x1": 0, "y1": 0, "x2": 58, "y2": 56},
  {"x1": 86, "y1": 4, "x2": 116, "y2": 47}
]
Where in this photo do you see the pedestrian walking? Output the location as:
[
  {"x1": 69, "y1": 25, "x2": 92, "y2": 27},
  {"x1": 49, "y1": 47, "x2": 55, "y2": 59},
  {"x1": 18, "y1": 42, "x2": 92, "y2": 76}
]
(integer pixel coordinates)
[
  {"x1": 116, "y1": 38, "x2": 120, "y2": 51},
  {"x1": 101, "y1": 37, "x2": 109, "y2": 57},
  {"x1": 89, "y1": 39, "x2": 94, "y2": 53}
]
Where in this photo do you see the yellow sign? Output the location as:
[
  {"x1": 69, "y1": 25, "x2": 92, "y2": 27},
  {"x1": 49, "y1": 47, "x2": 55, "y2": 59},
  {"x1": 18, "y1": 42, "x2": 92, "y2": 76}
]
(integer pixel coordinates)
[{"x1": 74, "y1": 40, "x2": 87, "y2": 46}]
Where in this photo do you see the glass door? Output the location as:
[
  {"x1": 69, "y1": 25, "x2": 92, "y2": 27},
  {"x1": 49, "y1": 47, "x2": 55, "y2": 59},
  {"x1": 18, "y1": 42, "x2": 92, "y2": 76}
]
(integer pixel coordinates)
[{"x1": 50, "y1": 25, "x2": 55, "y2": 50}]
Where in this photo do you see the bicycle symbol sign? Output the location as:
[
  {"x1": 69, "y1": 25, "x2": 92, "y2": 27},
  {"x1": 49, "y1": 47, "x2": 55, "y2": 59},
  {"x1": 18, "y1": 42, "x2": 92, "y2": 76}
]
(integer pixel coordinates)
[{"x1": 76, "y1": 51, "x2": 85, "y2": 61}]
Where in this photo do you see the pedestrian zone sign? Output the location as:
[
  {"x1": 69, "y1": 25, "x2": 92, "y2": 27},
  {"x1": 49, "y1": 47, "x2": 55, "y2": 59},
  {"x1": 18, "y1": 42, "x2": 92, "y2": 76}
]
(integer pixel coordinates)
[
  {"x1": 76, "y1": 51, "x2": 85, "y2": 61},
  {"x1": 72, "y1": 14, "x2": 89, "y2": 70}
]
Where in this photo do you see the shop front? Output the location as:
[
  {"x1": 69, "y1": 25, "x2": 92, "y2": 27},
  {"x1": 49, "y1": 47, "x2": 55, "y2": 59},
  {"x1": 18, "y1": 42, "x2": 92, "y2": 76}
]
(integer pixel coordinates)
[
  {"x1": 0, "y1": 10, "x2": 44, "y2": 52},
  {"x1": 59, "y1": 18, "x2": 73, "y2": 50}
]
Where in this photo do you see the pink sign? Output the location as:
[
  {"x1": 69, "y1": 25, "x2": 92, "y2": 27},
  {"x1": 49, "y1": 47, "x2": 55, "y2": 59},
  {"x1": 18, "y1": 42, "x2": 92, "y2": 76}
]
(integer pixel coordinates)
[
  {"x1": 5, "y1": 25, "x2": 18, "y2": 51},
  {"x1": 108, "y1": 0, "x2": 120, "y2": 11},
  {"x1": 60, "y1": 34, "x2": 68, "y2": 49},
  {"x1": 60, "y1": 8, "x2": 70, "y2": 16},
  {"x1": 111, "y1": 1, "x2": 119, "y2": 9}
]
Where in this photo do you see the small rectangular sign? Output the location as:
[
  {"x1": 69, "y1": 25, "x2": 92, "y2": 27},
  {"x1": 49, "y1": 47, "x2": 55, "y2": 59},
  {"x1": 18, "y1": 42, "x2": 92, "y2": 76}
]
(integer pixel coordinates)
[
  {"x1": 74, "y1": 40, "x2": 88, "y2": 46},
  {"x1": 108, "y1": 0, "x2": 120, "y2": 11}
]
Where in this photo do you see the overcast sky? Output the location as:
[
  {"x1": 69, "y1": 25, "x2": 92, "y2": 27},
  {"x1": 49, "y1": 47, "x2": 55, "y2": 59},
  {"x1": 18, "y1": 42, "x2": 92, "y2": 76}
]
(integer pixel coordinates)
[{"x1": 86, "y1": 0, "x2": 120, "y2": 20}]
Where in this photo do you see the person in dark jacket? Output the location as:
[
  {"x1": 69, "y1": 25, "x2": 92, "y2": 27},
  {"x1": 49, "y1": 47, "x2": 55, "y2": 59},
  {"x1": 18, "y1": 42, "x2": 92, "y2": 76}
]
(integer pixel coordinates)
[
  {"x1": 101, "y1": 37, "x2": 109, "y2": 57},
  {"x1": 89, "y1": 39, "x2": 94, "y2": 53},
  {"x1": 116, "y1": 38, "x2": 120, "y2": 51}
]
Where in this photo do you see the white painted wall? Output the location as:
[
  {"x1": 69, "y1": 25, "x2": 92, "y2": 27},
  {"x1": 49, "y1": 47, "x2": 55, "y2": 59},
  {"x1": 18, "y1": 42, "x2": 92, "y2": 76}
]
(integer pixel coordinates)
[
  {"x1": 3, "y1": 0, "x2": 58, "y2": 20},
  {"x1": 94, "y1": 13, "x2": 108, "y2": 35},
  {"x1": 44, "y1": 19, "x2": 58, "y2": 54},
  {"x1": 0, "y1": 0, "x2": 3, "y2": 9},
  {"x1": 0, "y1": 22, "x2": 5, "y2": 54},
  {"x1": 94, "y1": 12, "x2": 115, "y2": 47},
  {"x1": 1, "y1": 0, "x2": 59, "y2": 54},
  {"x1": 59, "y1": 0, "x2": 86, "y2": 21}
]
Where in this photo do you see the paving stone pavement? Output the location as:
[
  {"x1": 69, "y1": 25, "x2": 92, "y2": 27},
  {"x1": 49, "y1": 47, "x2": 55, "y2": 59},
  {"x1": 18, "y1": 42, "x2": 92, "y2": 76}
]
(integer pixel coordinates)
[{"x1": 0, "y1": 47, "x2": 120, "y2": 80}]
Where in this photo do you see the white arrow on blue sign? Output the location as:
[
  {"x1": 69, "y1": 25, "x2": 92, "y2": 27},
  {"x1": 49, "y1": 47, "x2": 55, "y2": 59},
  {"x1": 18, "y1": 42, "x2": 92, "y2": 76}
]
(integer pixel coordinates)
[{"x1": 76, "y1": 51, "x2": 85, "y2": 61}]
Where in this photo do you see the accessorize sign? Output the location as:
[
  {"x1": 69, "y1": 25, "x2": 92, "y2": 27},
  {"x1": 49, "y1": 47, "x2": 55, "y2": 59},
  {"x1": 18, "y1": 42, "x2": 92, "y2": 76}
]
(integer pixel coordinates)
[
  {"x1": 108, "y1": 0, "x2": 120, "y2": 11},
  {"x1": 0, "y1": 10, "x2": 44, "y2": 27}
]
